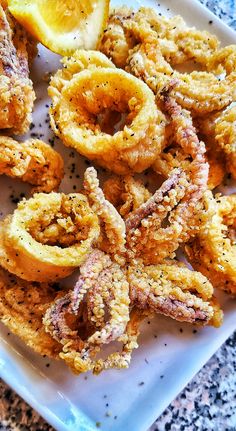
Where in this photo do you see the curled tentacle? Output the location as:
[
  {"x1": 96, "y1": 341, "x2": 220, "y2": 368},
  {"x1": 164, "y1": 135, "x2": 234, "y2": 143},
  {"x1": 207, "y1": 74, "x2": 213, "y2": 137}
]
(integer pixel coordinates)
[
  {"x1": 44, "y1": 249, "x2": 131, "y2": 374},
  {"x1": 84, "y1": 167, "x2": 126, "y2": 258},
  {"x1": 128, "y1": 261, "x2": 223, "y2": 327}
]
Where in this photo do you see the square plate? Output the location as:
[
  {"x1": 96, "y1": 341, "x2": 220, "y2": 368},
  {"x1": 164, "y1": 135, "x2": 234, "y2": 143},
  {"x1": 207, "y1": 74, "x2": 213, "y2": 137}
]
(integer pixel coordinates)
[{"x1": 0, "y1": 1, "x2": 236, "y2": 430}]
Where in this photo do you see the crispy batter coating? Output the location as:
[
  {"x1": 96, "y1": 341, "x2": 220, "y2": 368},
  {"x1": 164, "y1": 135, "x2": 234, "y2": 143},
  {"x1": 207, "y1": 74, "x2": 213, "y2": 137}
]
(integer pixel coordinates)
[
  {"x1": 0, "y1": 192, "x2": 100, "y2": 282},
  {"x1": 44, "y1": 250, "x2": 131, "y2": 375},
  {"x1": 0, "y1": 267, "x2": 61, "y2": 358},
  {"x1": 215, "y1": 105, "x2": 236, "y2": 179},
  {"x1": 186, "y1": 192, "x2": 236, "y2": 294},
  {"x1": 49, "y1": 56, "x2": 166, "y2": 174},
  {"x1": 0, "y1": 136, "x2": 64, "y2": 192},
  {"x1": 207, "y1": 45, "x2": 236, "y2": 75},
  {"x1": 83, "y1": 167, "x2": 126, "y2": 258},
  {"x1": 103, "y1": 174, "x2": 151, "y2": 218},
  {"x1": 128, "y1": 261, "x2": 223, "y2": 327},
  {"x1": 0, "y1": 5, "x2": 35, "y2": 134}
]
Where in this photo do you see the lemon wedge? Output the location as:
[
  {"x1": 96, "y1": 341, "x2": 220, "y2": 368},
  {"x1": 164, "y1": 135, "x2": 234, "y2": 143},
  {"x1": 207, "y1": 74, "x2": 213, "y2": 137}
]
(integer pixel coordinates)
[{"x1": 8, "y1": 0, "x2": 110, "y2": 55}]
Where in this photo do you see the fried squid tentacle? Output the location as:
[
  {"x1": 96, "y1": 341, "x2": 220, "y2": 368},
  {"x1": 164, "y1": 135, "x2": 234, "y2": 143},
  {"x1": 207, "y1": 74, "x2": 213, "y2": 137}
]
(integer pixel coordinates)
[
  {"x1": 126, "y1": 168, "x2": 189, "y2": 262},
  {"x1": 0, "y1": 137, "x2": 64, "y2": 192},
  {"x1": 128, "y1": 261, "x2": 223, "y2": 327},
  {"x1": 44, "y1": 249, "x2": 131, "y2": 374},
  {"x1": 100, "y1": 7, "x2": 219, "y2": 70},
  {"x1": 84, "y1": 167, "x2": 126, "y2": 257},
  {"x1": 43, "y1": 250, "x2": 109, "y2": 343},
  {"x1": 162, "y1": 93, "x2": 209, "y2": 215}
]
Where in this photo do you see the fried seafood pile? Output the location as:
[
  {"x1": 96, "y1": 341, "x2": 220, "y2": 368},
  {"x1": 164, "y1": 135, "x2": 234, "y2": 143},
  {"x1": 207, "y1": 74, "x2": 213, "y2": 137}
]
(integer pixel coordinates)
[{"x1": 0, "y1": 5, "x2": 236, "y2": 375}]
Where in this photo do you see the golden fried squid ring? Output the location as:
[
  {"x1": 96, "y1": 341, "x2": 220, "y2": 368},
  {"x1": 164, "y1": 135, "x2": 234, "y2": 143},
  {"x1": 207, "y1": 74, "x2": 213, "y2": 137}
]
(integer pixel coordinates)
[
  {"x1": 0, "y1": 192, "x2": 100, "y2": 282},
  {"x1": 49, "y1": 64, "x2": 166, "y2": 174},
  {"x1": 126, "y1": 95, "x2": 209, "y2": 263},
  {"x1": 100, "y1": 7, "x2": 233, "y2": 115},
  {"x1": 215, "y1": 105, "x2": 236, "y2": 179},
  {"x1": 186, "y1": 192, "x2": 236, "y2": 295},
  {"x1": 83, "y1": 167, "x2": 126, "y2": 258},
  {"x1": 43, "y1": 250, "x2": 132, "y2": 375},
  {"x1": 0, "y1": 267, "x2": 61, "y2": 358},
  {"x1": 103, "y1": 174, "x2": 151, "y2": 219},
  {"x1": 100, "y1": 7, "x2": 219, "y2": 68},
  {"x1": 0, "y1": 137, "x2": 64, "y2": 192},
  {"x1": 127, "y1": 44, "x2": 233, "y2": 115},
  {"x1": 128, "y1": 261, "x2": 223, "y2": 327}
]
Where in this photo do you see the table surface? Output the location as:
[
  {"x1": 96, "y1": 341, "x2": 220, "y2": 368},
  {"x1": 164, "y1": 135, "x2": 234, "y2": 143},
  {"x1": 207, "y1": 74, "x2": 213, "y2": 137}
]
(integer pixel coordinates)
[{"x1": 1, "y1": 1, "x2": 236, "y2": 430}]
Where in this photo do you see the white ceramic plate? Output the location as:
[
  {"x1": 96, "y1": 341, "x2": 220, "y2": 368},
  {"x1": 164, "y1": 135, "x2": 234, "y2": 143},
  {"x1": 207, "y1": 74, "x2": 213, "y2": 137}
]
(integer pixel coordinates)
[{"x1": 0, "y1": 1, "x2": 236, "y2": 430}]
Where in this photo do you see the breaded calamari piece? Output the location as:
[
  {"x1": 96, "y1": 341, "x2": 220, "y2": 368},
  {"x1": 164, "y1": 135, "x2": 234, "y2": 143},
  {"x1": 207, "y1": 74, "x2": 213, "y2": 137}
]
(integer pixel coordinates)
[
  {"x1": 0, "y1": 5, "x2": 35, "y2": 134},
  {"x1": 186, "y1": 192, "x2": 236, "y2": 294},
  {"x1": 215, "y1": 105, "x2": 236, "y2": 179},
  {"x1": 103, "y1": 175, "x2": 151, "y2": 219},
  {"x1": 83, "y1": 167, "x2": 126, "y2": 258},
  {"x1": 128, "y1": 261, "x2": 223, "y2": 327},
  {"x1": 0, "y1": 137, "x2": 64, "y2": 192},
  {"x1": 0, "y1": 267, "x2": 61, "y2": 358}
]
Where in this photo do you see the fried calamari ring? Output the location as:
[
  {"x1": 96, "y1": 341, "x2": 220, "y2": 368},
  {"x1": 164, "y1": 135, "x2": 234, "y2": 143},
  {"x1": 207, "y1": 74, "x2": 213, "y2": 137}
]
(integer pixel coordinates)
[
  {"x1": 127, "y1": 43, "x2": 233, "y2": 115},
  {"x1": 103, "y1": 174, "x2": 151, "y2": 219},
  {"x1": 100, "y1": 7, "x2": 231, "y2": 115},
  {"x1": 44, "y1": 250, "x2": 132, "y2": 375},
  {"x1": 49, "y1": 66, "x2": 166, "y2": 174},
  {"x1": 215, "y1": 105, "x2": 236, "y2": 179},
  {"x1": 0, "y1": 192, "x2": 100, "y2": 282},
  {"x1": 0, "y1": 137, "x2": 64, "y2": 192},
  {"x1": 0, "y1": 267, "x2": 61, "y2": 358},
  {"x1": 128, "y1": 261, "x2": 223, "y2": 327},
  {"x1": 100, "y1": 7, "x2": 219, "y2": 68},
  {"x1": 186, "y1": 193, "x2": 236, "y2": 294},
  {"x1": 83, "y1": 167, "x2": 126, "y2": 257}
]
